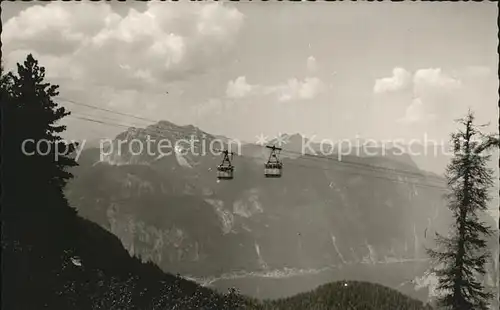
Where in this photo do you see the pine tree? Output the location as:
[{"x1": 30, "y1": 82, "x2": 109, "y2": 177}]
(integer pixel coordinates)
[
  {"x1": 3, "y1": 54, "x2": 78, "y2": 219},
  {"x1": 427, "y1": 110, "x2": 498, "y2": 310},
  {"x1": 1, "y1": 54, "x2": 81, "y2": 309}
]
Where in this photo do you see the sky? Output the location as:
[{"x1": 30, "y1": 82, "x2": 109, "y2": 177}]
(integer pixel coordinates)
[{"x1": 2, "y1": 1, "x2": 499, "y2": 147}]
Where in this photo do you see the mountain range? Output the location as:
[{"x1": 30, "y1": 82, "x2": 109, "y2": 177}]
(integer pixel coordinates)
[{"x1": 65, "y1": 120, "x2": 498, "y2": 303}]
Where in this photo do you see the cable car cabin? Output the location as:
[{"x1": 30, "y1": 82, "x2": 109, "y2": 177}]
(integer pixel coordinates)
[
  {"x1": 217, "y1": 165, "x2": 234, "y2": 180},
  {"x1": 217, "y1": 150, "x2": 235, "y2": 180},
  {"x1": 264, "y1": 145, "x2": 283, "y2": 178},
  {"x1": 264, "y1": 162, "x2": 282, "y2": 178}
]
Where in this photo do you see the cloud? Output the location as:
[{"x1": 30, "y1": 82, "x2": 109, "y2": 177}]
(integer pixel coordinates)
[
  {"x1": 397, "y1": 97, "x2": 436, "y2": 124},
  {"x1": 306, "y1": 56, "x2": 317, "y2": 73},
  {"x1": 225, "y1": 76, "x2": 325, "y2": 102},
  {"x1": 276, "y1": 77, "x2": 325, "y2": 102},
  {"x1": 226, "y1": 76, "x2": 253, "y2": 98},
  {"x1": 3, "y1": 1, "x2": 245, "y2": 91},
  {"x1": 373, "y1": 67, "x2": 412, "y2": 94},
  {"x1": 374, "y1": 67, "x2": 461, "y2": 95},
  {"x1": 413, "y1": 68, "x2": 461, "y2": 93},
  {"x1": 374, "y1": 67, "x2": 463, "y2": 126},
  {"x1": 225, "y1": 56, "x2": 325, "y2": 102}
]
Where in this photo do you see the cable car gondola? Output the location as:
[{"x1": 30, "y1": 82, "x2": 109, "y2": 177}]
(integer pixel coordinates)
[
  {"x1": 264, "y1": 145, "x2": 282, "y2": 178},
  {"x1": 217, "y1": 150, "x2": 234, "y2": 180}
]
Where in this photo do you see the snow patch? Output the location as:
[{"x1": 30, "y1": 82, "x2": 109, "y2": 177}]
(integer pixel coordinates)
[
  {"x1": 255, "y1": 242, "x2": 268, "y2": 269},
  {"x1": 362, "y1": 241, "x2": 377, "y2": 264},
  {"x1": 205, "y1": 199, "x2": 234, "y2": 234},
  {"x1": 174, "y1": 145, "x2": 193, "y2": 168},
  {"x1": 330, "y1": 234, "x2": 347, "y2": 264},
  {"x1": 233, "y1": 189, "x2": 263, "y2": 217}
]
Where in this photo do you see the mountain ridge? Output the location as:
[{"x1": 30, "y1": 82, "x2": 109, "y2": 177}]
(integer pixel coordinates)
[{"x1": 65, "y1": 119, "x2": 496, "y2": 302}]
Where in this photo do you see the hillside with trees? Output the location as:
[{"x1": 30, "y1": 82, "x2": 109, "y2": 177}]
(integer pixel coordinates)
[{"x1": 255, "y1": 281, "x2": 433, "y2": 310}]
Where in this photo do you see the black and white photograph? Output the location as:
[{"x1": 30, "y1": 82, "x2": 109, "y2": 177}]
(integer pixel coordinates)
[{"x1": 1, "y1": 1, "x2": 499, "y2": 309}]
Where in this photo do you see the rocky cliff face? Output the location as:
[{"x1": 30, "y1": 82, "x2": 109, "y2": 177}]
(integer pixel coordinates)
[{"x1": 66, "y1": 121, "x2": 453, "y2": 280}]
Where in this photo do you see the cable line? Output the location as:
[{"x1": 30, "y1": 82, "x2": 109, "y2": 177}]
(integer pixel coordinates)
[{"x1": 65, "y1": 113, "x2": 447, "y2": 191}]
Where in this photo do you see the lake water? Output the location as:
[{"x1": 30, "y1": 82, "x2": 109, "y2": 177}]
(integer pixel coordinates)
[{"x1": 203, "y1": 261, "x2": 431, "y2": 301}]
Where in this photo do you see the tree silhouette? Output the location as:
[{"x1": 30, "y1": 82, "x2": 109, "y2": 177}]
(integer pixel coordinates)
[
  {"x1": 427, "y1": 110, "x2": 498, "y2": 310},
  {"x1": 1, "y1": 53, "x2": 83, "y2": 309}
]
